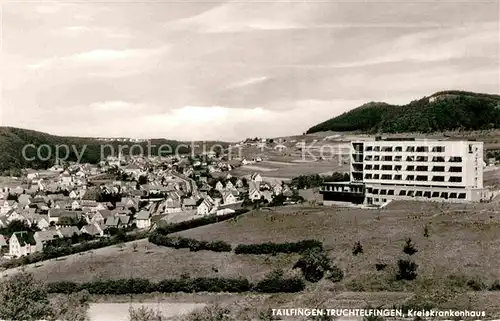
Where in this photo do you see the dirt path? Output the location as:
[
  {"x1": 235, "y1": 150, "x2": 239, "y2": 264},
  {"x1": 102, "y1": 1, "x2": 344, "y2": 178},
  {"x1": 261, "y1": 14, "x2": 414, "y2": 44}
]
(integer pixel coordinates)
[{"x1": 88, "y1": 302, "x2": 205, "y2": 321}]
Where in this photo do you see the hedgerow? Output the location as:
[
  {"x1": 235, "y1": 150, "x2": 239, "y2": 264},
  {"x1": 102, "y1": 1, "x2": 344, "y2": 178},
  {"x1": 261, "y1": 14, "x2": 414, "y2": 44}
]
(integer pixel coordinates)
[
  {"x1": 46, "y1": 275, "x2": 303, "y2": 294},
  {"x1": 234, "y1": 240, "x2": 323, "y2": 255},
  {"x1": 148, "y1": 234, "x2": 232, "y2": 252}
]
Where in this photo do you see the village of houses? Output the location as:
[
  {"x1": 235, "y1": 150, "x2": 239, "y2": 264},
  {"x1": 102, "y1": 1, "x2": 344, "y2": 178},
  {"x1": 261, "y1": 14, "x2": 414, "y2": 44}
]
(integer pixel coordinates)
[{"x1": 0, "y1": 150, "x2": 295, "y2": 261}]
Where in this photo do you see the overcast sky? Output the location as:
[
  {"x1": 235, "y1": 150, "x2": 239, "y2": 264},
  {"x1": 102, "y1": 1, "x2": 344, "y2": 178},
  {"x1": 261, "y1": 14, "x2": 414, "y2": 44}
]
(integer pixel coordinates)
[{"x1": 1, "y1": 0, "x2": 499, "y2": 141}]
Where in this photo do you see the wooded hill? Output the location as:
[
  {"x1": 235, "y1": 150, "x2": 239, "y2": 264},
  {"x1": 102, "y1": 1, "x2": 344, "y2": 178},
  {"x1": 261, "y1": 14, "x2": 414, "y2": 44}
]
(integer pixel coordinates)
[
  {"x1": 307, "y1": 90, "x2": 500, "y2": 134},
  {"x1": 0, "y1": 127, "x2": 199, "y2": 174}
]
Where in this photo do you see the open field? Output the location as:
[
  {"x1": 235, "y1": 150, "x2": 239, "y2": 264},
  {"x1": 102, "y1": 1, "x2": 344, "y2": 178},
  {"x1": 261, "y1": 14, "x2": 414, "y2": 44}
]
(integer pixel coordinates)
[
  {"x1": 8, "y1": 200, "x2": 500, "y2": 317},
  {"x1": 19, "y1": 201, "x2": 500, "y2": 288},
  {"x1": 230, "y1": 159, "x2": 349, "y2": 179},
  {"x1": 177, "y1": 202, "x2": 500, "y2": 286},
  {"x1": 21, "y1": 238, "x2": 298, "y2": 284},
  {"x1": 24, "y1": 200, "x2": 500, "y2": 284},
  {"x1": 484, "y1": 166, "x2": 500, "y2": 187}
]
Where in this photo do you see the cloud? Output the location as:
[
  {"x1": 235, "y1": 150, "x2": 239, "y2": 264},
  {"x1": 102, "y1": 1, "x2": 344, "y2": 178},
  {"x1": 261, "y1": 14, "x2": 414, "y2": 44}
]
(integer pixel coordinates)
[
  {"x1": 166, "y1": 3, "x2": 294, "y2": 33},
  {"x1": 65, "y1": 26, "x2": 92, "y2": 34},
  {"x1": 72, "y1": 49, "x2": 143, "y2": 61},
  {"x1": 89, "y1": 101, "x2": 137, "y2": 111},
  {"x1": 24, "y1": 45, "x2": 169, "y2": 81},
  {"x1": 3, "y1": 1, "x2": 499, "y2": 140},
  {"x1": 34, "y1": 4, "x2": 67, "y2": 14},
  {"x1": 226, "y1": 77, "x2": 269, "y2": 89}
]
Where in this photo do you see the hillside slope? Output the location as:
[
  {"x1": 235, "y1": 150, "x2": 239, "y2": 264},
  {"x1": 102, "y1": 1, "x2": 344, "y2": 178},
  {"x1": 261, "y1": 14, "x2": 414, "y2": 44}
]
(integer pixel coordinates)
[
  {"x1": 20, "y1": 202, "x2": 500, "y2": 315},
  {"x1": 0, "y1": 127, "x2": 190, "y2": 173},
  {"x1": 307, "y1": 90, "x2": 500, "y2": 134}
]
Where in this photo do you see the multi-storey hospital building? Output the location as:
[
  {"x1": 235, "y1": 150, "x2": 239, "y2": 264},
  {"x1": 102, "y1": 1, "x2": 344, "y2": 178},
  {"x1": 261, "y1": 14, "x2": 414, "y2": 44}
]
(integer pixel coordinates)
[{"x1": 321, "y1": 137, "x2": 490, "y2": 206}]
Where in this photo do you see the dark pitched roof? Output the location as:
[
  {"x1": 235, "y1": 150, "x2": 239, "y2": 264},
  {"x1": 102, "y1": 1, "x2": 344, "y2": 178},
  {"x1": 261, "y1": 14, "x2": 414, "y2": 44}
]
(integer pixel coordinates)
[
  {"x1": 13, "y1": 231, "x2": 36, "y2": 246},
  {"x1": 117, "y1": 215, "x2": 131, "y2": 225}
]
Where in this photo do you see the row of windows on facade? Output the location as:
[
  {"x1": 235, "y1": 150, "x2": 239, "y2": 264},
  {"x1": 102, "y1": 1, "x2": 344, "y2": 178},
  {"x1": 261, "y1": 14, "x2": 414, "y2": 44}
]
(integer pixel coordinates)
[
  {"x1": 356, "y1": 145, "x2": 477, "y2": 153},
  {"x1": 361, "y1": 165, "x2": 463, "y2": 172},
  {"x1": 363, "y1": 146, "x2": 447, "y2": 152},
  {"x1": 367, "y1": 189, "x2": 466, "y2": 199},
  {"x1": 357, "y1": 155, "x2": 463, "y2": 162},
  {"x1": 363, "y1": 174, "x2": 463, "y2": 182}
]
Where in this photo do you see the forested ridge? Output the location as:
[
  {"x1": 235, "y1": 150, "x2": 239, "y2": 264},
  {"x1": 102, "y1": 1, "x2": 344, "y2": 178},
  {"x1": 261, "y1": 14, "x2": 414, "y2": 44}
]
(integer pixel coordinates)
[
  {"x1": 307, "y1": 90, "x2": 500, "y2": 134},
  {"x1": 0, "y1": 127, "x2": 191, "y2": 174}
]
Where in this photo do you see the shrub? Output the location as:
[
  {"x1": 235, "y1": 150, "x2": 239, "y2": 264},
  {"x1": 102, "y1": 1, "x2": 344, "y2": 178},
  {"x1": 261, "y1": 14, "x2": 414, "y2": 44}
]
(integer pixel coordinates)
[
  {"x1": 466, "y1": 277, "x2": 487, "y2": 291},
  {"x1": 352, "y1": 241, "x2": 363, "y2": 256},
  {"x1": 51, "y1": 290, "x2": 90, "y2": 321},
  {"x1": 254, "y1": 269, "x2": 305, "y2": 293},
  {"x1": 445, "y1": 274, "x2": 468, "y2": 289},
  {"x1": 293, "y1": 248, "x2": 342, "y2": 283},
  {"x1": 47, "y1": 281, "x2": 79, "y2": 294},
  {"x1": 345, "y1": 279, "x2": 366, "y2": 292},
  {"x1": 149, "y1": 234, "x2": 232, "y2": 253},
  {"x1": 396, "y1": 259, "x2": 418, "y2": 281},
  {"x1": 0, "y1": 272, "x2": 51, "y2": 321},
  {"x1": 48, "y1": 277, "x2": 251, "y2": 295},
  {"x1": 489, "y1": 280, "x2": 500, "y2": 291},
  {"x1": 184, "y1": 278, "x2": 251, "y2": 293},
  {"x1": 234, "y1": 239, "x2": 323, "y2": 255},
  {"x1": 375, "y1": 263, "x2": 387, "y2": 271},
  {"x1": 204, "y1": 240, "x2": 232, "y2": 252},
  {"x1": 326, "y1": 265, "x2": 344, "y2": 283},
  {"x1": 403, "y1": 238, "x2": 418, "y2": 256},
  {"x1": 423, "y1": 225, "x2": 430, "y2": 238}
]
